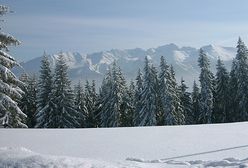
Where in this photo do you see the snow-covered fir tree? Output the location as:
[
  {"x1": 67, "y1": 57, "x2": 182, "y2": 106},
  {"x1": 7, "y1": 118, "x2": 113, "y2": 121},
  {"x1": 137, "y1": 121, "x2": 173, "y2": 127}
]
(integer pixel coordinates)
[
  {"x1": 228, "y1": 59, "x2": 239, "y2": 122},
  {"x1": 138, "y1": 56, "x2": 158, "y2": 126},
  {"x1": 35, "y1": 53, "x2": 53, "y2": 128},
  {"x1": 191, "y1": 81, "x2": 200, "y2": 124},
  {"x1": 133, "y1": 69, "x2": 143, "y2": 126},
  {"x1": 74, "y1": 81, "x2": 87, "y2": 127},
  {"x1": 158, "y1": 56, "x2": 170, "y2": 125},
  {"x1": 213, "y1": 59, "x2": 229, "y2": 123},
  {"x1": 234, "y1": 38, "x2": 248, "y2": 121},
  {"x1": 198, "y1": 48, "x2": 214, "y2": 124},
  {"x1": 120, "y1": 80, "x2": 135, "y2": 127},
  {"x1": 180, "y1": 78, "x2": 193, "y2": 125},
  {"x1": 100, "y1": 62, "x2": 127, "y2": 127},
  {"x1": 97, "y1": 69, "x2": 112, "y2": 127},
  {"x1": 90, "y1": 80, "x2": 98, "y2": 127},
  {"x1": 91, "y1": 81, "x2": 102, "y2": 128},
  {"x1": 46, "y1": 54, "x2": 80, "y2": 128},
  {"x1": 164, "y1": 66, "x2": 185, "y2": 125},
  {"x1": 19, "y1": 74, "x2": 37, "y2": 128},
  {"x1": 0, "y1": 5, "x2": 27, "y2": 128},
  {"x1": 84, "y1": 80, "x2": 98, "y2": 128}
]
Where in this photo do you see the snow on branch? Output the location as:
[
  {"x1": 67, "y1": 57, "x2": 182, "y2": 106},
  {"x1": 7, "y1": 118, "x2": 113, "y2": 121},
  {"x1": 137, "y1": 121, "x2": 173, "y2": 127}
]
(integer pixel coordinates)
[{"x1": 0, "y1": 33, "x2": 20, "y2": 50}]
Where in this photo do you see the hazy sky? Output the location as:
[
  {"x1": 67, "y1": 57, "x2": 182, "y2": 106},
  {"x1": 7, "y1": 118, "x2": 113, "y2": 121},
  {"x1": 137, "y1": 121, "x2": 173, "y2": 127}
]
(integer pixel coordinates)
[{"x1": 2, "y1": 0, "x2": 248, "y2": 61}]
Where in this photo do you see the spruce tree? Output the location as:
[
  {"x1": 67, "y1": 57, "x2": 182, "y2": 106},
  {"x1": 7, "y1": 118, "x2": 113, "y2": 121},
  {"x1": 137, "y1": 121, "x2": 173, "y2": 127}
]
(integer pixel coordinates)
[
  {"x1": 120, "y1": 80, "x2": 135, "y2": 127},
  {"x1": 180, "y1": 78, "x2": 193, "y2": 125},
  {"x1": 192, "y1": 81, "x2": 200, "y2": 124},
  {"x1": 74, "y1": 82, "x2": 87, "y2": 127},
  {"x1": 235, "y1": 38, "x2": 248, "y2": 121},
  {"x1": 19, "y1": 74, "x2": 37, "y2": 128},
  {"x1": 47, "y1": 54, "x2": 80, "y2": 128},
  {"x1": 35, "y1": 53, "x2": 53, "y2": 128},
  {"x1": 100, "y1": 62, "x2": 127, "y2": 127},
  {"x1": 90, "y1": 80, "x2": 99, "y2": 127},
  {"x1": 133, "y1": 69, "x2": 143, "y2": 126},
  {"x1": 158, "y1": 56, "x2": 170, "y2": 125},
  {"x1": 0, "y1": 5, "x2": 26, "y2": 128},
  {"x1": 198, "y1": 48, "x2": 214, "y2": 124},
  {"x1": 213, "y1": 59, "x2": 229, "y2": 123},
  {"x1": 98, "y1": 69, "x2": 112, "y2": 127},
  {"x1": 84, "y1": 80, "x2": 96, "y2": 128},
  {"x1": 138, "y1": 57, "x2": 157, "y2": 126},
  {"x1": 228, "y1": 60, "x2": 239, "y2": 122},
  {"x1": 164, "y1": 66, "x2": 185, "y2": 125}
]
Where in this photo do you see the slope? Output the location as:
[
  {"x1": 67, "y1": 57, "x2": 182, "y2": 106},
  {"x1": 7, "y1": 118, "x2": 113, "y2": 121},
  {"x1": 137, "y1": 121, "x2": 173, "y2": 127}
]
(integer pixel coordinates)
[{"x1": 1, "y1": 122, "x2": 248, "y2": 168}]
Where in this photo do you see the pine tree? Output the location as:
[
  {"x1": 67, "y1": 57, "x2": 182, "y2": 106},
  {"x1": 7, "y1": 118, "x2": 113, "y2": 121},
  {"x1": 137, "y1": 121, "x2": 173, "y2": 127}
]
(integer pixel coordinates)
[
  {"x1": 138, "y1": 57, "x2": 157, "y2": 126},
  {"x1": 198, "y1": 48, "x2": 214, "y2": 124},
  {"x1": 0, "y1": 5, "x2": 26, "y2": 128},
  {"x1": 192, "y1": 81, "x2": 200, "y2": 124},
  {"x1": 47, "y1": 54, "x2": 80, "y2": 128},
  {"x1": 213, "y1": 59, "x2": 229, "y2": 123},
  {"x1": 19, "y1": 74, "x2": 37, "y2": 128},
  {"x1": 35, "y1": 53, "x2": 53, "y2": 128},
  {"x1": 133, "y1": 69, "x2": 143, "y2": 126},
  {"x1": 180, "y1": 78, "x2": 193, "y2": 125}
]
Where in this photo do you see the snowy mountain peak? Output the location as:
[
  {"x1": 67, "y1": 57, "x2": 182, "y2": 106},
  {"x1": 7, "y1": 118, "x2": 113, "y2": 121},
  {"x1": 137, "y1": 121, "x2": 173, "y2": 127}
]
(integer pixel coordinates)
[
  {"x1": 15, "y1": 43, "x2": 237, "y2": 86},
  {"x1": 202, "y1": 44, "x2": 236, "y2": 61}
]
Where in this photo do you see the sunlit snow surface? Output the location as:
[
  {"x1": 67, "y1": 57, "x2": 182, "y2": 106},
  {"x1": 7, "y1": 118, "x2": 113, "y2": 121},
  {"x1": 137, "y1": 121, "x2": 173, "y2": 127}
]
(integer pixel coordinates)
[{"x1": 1, "y1": 122, "x2": 248, "y2": 167}]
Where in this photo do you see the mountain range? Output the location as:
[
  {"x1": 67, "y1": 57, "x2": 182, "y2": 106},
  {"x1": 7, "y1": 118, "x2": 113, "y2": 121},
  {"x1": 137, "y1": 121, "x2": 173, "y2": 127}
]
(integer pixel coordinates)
[{"x1": 14, "y1": 43, "x2": 237, "y2": 88}]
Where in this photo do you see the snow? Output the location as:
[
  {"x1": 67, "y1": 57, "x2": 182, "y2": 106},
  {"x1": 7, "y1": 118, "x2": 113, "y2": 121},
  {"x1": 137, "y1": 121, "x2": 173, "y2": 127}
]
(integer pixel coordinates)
[
  {"x1": 99, "y1": 52, "x2": 116, "y2": 65},
  {"x1": 203, "y1": 44, "x2": 236, "y2": 61},
  {"x1": 16, "y1": 43, "x2": 237, "y2": 89},
  {"x1": 1, "y1": 122, "x2": 248, "y2": 167},
  {"x1": 173, "y1": 50, "x2": 188, "y2": 62},
  {"x1": 2, "y1": 147, "x2": 248, "y2": 168}
]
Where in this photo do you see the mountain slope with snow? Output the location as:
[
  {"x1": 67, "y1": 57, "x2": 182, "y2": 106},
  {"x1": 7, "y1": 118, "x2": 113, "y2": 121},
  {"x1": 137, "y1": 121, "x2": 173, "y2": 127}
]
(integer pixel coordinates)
[
  {"x1": 1, "y1": 122, "x2": 248, "y2": 167},
  {"x1": 14, "y1": 44, "x2": 236, "y2": 86}
]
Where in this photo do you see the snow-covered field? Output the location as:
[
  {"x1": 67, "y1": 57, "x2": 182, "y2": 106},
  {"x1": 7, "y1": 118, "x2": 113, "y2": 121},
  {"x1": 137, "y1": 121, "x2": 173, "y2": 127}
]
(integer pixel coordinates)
[{"x1": 1, "y1": 122, "x2": 248, "y2": 167}]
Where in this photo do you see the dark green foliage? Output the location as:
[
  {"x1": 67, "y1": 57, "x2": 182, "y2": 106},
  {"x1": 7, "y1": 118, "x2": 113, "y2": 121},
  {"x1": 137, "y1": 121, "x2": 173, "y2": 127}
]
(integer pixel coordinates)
[
  {"x1": 47, "y1": 54, "x2": 80, "y2": 128},
  {"x1": 235, "y1": 38, "x2": 248, "y2": 121},
  {"x1": 165, "y1": 66, "x2": 185, "y2": 125},
  {"x1": 180, "y1": 78, "x2": 193, "y2": 125},
  {"x1": 191, "y1": 81, "x2": 200, "y2": 124},
  {"x1": 138, "y1": 57, "x2": 158, "y2": 126},
  {"x1": 120, "y1": 81, "x2": 135, "y2": 127},
  {"x1": 74, "y1": 82, "x2": 87, "y2": 127},
  {"x1": 99, "y1": 62, "x2": 127, "y2": 127},
  {"x1": 198, "y1": 48, "x2": 214, "y2": 124},
  {"x1": 133, "y1": 69, "x2": 143, "y2": 126},
  {"x1": 19, "y1": 74, "x2": 37, "y2": 128},
  {"x1": 213, "y1": 59, "x2": 229, "y2": 123},
  {"x1": 35, "y1": 53, "x2": 53, "y2": 128}
]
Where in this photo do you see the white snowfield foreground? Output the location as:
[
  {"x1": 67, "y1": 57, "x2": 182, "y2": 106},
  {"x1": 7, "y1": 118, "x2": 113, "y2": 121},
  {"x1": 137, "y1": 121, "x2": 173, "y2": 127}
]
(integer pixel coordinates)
[
  {"x1": 1, "y1": 147, "x2": 248, "y2": 168},
  {"x1": 1, "y1": 122, "x2": 248, "y2": 167}
]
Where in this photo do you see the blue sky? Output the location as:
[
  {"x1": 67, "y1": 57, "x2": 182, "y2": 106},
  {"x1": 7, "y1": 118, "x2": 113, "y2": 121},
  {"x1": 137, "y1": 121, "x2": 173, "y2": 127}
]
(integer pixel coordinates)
[{"x1": 2, "y1": 0, "x2": 248, "y2": 61}]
